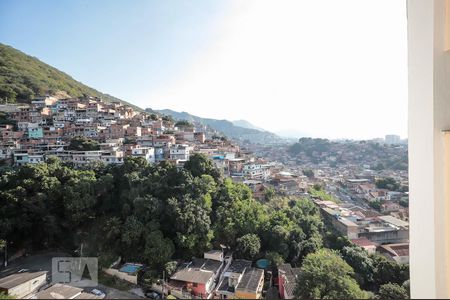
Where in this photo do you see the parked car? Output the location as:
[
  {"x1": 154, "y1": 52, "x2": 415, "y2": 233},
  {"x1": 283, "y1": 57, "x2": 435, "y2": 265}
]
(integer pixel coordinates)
[
  {"x1": 145, "y1": 290, "x2": 162, "y2": 299},
  {"x1": 91, "y1": 288, "x2": 106, "y2": 298},
  {"x1": 18, "y1": 268, "x2": 29, "y2": 273}
]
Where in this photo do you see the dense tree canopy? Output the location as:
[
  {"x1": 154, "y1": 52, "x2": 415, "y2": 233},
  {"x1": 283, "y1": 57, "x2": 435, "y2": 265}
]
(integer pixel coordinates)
[
  {"x1": 0, "y1": 154, "x2": 408, "y2": 298},
  {"x1": 174, "y1": 120, "x2": 194, "y2": 129},
  {"x1": 68, "y1": 136, "x2": 100, "y2": 151},
  {"x1": 324, "y1": 233, "x2": 409, "y2": 295},
  {"x1": 378, "y1": 283, "x2": 409, "y2": 299},
  {"x1": 375, "y1": 177, "x2": 400, "y2": 191},
  {"x1": 236, "y1": 234, "x2": 261, "y2": 260},
  {"x1": 184, "y1": 153, "x2": 221, "y2": 181},
  {"x1": 0, "y1": 156, "x2": 324, "y2": 269},
  {"x1": 294, "y1": 249, "x2": 367, "y2": 299}
]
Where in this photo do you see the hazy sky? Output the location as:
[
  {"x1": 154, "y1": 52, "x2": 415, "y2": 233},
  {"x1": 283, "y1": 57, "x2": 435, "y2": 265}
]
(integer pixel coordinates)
[{"x1": 0, "y1": 0, "x2": 407, "y2": 139}]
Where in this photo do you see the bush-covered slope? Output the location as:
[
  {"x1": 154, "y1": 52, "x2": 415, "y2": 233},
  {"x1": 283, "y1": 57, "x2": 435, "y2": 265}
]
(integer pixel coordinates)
[{"x1": 0, "y1": 43, "x2": 143, "y2": 111}]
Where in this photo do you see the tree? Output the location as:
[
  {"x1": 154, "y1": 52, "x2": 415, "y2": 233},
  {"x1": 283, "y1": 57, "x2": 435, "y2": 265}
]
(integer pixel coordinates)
[
  {"x1": 402, "y1": 280, "x2": 410, "y2": 298},
  {"x1": 369, "y1": 200, "x2": 381, "y2": 211},
  {"x1": 164, "y1": 261, "x2": 178, "y2": 277},
  {"x1": 375, "y1": 177, "x2": 400, "y2": 191},
  {"x1": 62, "y1": 171, "x2": 98, "y2": 226},
  {"x1": 162, "y1": 115, "x2": 173, "y2": 122},
  {"x1": 303, "y1": 169, "x2": 314, "y2": 179},
  {"x1": 371, "y1": 255, "x2": 409, "y2": 288},
  {"x1": 175, "y1": 120, "x2": 193, "y2": 128},
  {"x1": 266, "y1": 251, "x2": 284, "y2": 270},
  {"x1": 144, "y1": 230, "x2": 174, "y2": 268},
  {"x1": 263, "y1": 187, "x2": 276, "y2": 201},
  {"x1": 294, "y1": 249, "x2": 367, "y2": 299},
  {"x1": 68, "y1": 136, "x2": 100, "y2": 151},
  {"x1": 341, "y1": 245, "x2": 375, "y2": 289},
  {"x1": 212, "y1": 179, "x2": 267, "y2": 248},
  {"x1": 139, "y1": 270, "x2": 158, "y2": 289},
  {"x1": 184, "y1": 153, "x2": 221, "y2": 181},
  {"x1": 312, "y1": 184, "x2": 322, "y2": 191},
  {"x1": 167, "y1": 194, "x2": 212, "y2": 257},
  {"x1": 236, "y1": 234, "x2": 261, "y2": 260},
  {"x1": 399, "y1": 197, "x2": 409, "y2": 208},
  {"x1": 0, "y1": 112, "x2": 16, "y2": 126},
  {"x1": 0, "y1": 84, "x2": 18, "y2": 102},
  {"x1": 378, "y1": 283, "x2": 409, "y2": 299}
]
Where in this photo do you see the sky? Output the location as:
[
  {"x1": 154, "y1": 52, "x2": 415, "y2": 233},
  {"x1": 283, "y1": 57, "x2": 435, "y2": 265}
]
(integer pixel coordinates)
[{"x1": 0, "y1": 0, "x2": 408, "y2": 140}]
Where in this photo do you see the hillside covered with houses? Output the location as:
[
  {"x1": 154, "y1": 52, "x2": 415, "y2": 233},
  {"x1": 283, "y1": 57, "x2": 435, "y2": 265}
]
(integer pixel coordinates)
[
  {"x1": 0, "y1": 44, "x2": 410, "y2": 300},
  {"x1": 0, "y1": 94, "x2": 410, "y2": 300}
]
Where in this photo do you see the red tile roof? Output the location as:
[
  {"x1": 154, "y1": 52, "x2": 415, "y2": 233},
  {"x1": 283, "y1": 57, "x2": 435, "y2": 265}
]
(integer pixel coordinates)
[{"x1": 351, "y1": 237, "x2": 377, "y2": 247}]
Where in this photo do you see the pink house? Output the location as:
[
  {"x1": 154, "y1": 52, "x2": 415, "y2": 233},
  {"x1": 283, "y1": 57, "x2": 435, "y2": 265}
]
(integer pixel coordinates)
[
  {"x1": 169, "y1": 253, "x2": 224, "y2": 298},
  {"x1": 277, "y1": 263, "x2": 301, "y2": 299}
]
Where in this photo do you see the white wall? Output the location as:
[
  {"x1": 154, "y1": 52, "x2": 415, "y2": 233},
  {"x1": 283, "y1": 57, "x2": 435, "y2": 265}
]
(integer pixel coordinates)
[
  {"x1": 103, "y1": 268, "x2": 138, "y2": 285},
  {"x1": 408, "y1": 0, "x2": 450, "y2": 298},
  {"x1": 8, "y1": 273, "x2": 47, "y2": 298}
]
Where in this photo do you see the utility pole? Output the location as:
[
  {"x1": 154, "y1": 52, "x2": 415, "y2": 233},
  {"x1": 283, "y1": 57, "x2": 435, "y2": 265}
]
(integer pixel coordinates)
[
  {"x1": 4, "y1": 240, "x2": 7, "y2": 267},
  {"x1": 162, "y1": 270, "x2": 165, "y2": 296},
  {"x1": 77, "y1": 243, "x2": 83, "y2": 274}
]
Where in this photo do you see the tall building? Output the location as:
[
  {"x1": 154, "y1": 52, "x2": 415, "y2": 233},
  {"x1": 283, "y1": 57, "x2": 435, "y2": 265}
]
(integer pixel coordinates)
[{"x1": 385, "y1": 134, "x2": 401, "y2": 145}]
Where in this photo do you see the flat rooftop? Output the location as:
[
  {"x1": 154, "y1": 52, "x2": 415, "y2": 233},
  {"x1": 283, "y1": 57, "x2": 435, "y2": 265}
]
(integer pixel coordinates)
[
  {"x1": 339, "y1": 217, "x2": 358, "y2": 227},
  {"x1": 35, "y1": 283, "x2": 82, "y2": 299},
  {"x1": 378, "y1": 215, "x2": 409, "y2": 228},
  {"x1": 235, "y1": 268, "x2": 264, "y2": 293},
  {"x1": 0, "y1": 271, "x2": 47, "y2": 289},
  {"x1": 226, "y1": 259, "x2": 252, "y2": 274}
]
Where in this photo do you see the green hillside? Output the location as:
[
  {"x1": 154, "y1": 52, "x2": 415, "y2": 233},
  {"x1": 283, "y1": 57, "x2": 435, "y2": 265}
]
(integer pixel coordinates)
[{"x1": 0, "y1": 43, "x2": 143, "y2": 111}]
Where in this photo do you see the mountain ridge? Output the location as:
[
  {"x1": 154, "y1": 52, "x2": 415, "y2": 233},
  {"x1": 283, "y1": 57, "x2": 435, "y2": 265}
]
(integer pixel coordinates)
[
  {"x1": 232, "y1": 119, "x2": 267, "y2": 132},
  {"x1": 156, "y1": 108, "x2": 283, "y2": 144}
]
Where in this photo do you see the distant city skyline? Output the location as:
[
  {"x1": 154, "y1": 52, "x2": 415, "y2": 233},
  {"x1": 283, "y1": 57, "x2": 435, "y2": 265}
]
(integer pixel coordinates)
[{"x1": 0, "y1": 0, "x2": 408, "y2": 140}]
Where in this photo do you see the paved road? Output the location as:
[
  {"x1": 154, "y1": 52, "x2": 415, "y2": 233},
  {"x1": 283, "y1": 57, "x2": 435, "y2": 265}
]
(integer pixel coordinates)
[
  {"x1": 0, "y1": 251, "x2": 67, "y2": 277},
  {"x1": 335, "y1": 188, "x2": 372, "y2": 210},
  {"x1": 0, "y1": 252, "x2": 141, "y2": 299}
]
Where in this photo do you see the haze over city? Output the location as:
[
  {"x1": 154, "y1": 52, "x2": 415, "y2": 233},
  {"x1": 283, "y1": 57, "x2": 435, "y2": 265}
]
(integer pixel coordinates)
[
  {"x1": 0, "y1": 0, "x2": 408, "y2": 139},
  {"x1": 0, "y1": 0, "x2": 426, "y2": 299}
]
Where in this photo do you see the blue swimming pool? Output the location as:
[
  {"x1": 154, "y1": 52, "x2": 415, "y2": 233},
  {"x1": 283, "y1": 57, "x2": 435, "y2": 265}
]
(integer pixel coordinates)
[
  {"x1": 119, "y1": 263, "x2": 142, "y2": 274},
  {"x1": 256, "y1": 259, "x2": 270, "y2": 269}
]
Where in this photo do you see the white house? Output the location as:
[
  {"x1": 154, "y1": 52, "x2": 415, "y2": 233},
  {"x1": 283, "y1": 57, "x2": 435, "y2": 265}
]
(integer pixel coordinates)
[
  {"x1": 131, "y1": 146, "x2": 155, "y2": 164},
  {"x1": 169, "y1": 144, "x2": 191, "y2": 161}
]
